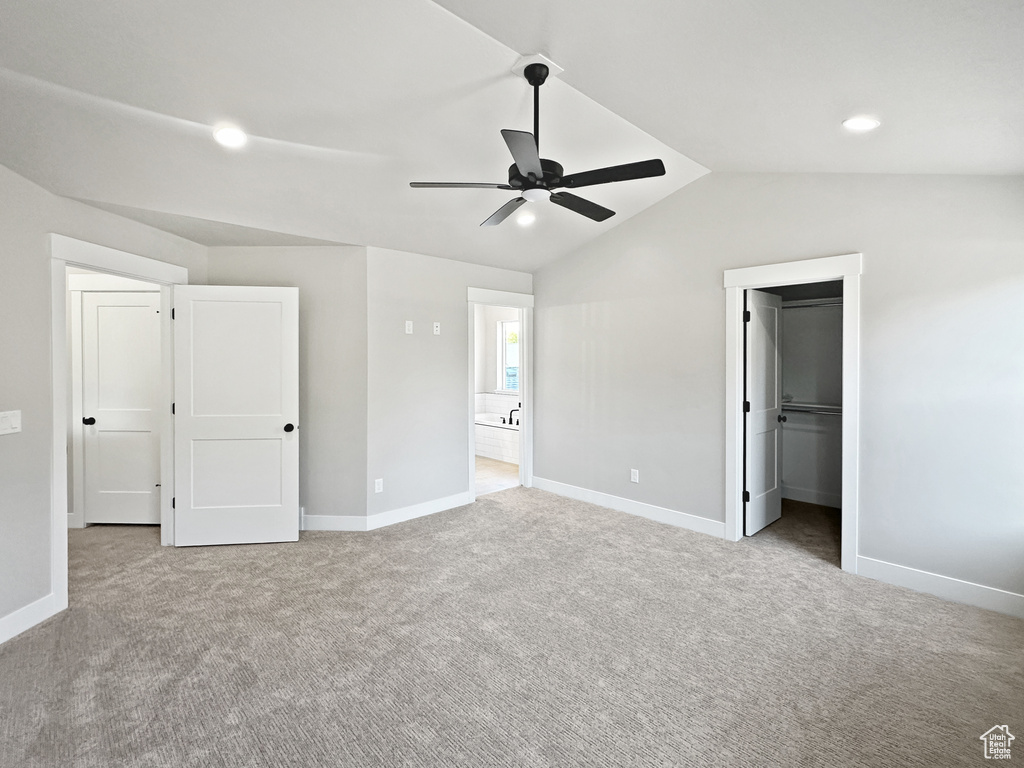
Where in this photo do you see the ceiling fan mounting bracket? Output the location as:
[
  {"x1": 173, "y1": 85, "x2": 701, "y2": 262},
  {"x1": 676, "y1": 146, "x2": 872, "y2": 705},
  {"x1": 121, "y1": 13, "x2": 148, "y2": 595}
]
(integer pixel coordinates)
[{"x1": 511, "y1": 54, "x2": 563, "y2": 81}]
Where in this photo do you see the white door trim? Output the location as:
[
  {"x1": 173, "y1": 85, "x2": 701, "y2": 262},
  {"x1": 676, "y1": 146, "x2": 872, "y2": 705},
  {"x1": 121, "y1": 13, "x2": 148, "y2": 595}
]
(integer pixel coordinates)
[
  {"x1": 724, "y1": 253, "x2": 862, "y2": 573},
  {"x1": 467, "y1": 288, "x2": 534, "y2": 499},
  {"x1": 50, "y1": 235, "x2": 188, "y2": 616}
]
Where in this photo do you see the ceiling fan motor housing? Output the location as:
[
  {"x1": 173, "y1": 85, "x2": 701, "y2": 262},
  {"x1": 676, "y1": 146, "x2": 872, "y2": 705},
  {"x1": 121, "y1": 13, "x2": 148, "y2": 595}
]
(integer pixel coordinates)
[{"x1": 507, "y1": 159, "x2": 563, "y2": 189}]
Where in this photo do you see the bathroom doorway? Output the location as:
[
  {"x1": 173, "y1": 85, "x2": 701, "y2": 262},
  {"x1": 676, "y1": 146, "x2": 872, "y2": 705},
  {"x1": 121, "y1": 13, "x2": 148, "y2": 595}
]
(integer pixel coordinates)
[
  {"x1": 473, "y1": 304, "x2": 521, "y2": 495},
  {"x1": 466, "y1": 288, "x2": 534, "y2": 499}
]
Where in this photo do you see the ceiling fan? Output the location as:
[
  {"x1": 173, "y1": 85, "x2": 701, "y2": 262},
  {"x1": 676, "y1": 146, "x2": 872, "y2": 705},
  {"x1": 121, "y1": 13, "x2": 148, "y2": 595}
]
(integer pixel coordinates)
[{"x1": 410, "y1": 63, "x2": 666, "y2": 227}]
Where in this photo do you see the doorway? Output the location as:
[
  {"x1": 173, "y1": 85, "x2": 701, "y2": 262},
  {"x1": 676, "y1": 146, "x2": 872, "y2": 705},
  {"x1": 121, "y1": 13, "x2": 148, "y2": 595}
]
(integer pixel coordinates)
[
  {"x1": 466, "y1": 288, "x2": 534, "y2": 500},
  {"x1": 744, "y1": 281, "x2": 844, "y2": 564},
  {"x1": 473, "y1": 304, "x2": 522, "y2": 496},
  {"x1": 723, "y1": 254, "x2": 862, "y2": 574},
  {"x1": 49, "y1": 235, "x2": 186, "y2": 613}
]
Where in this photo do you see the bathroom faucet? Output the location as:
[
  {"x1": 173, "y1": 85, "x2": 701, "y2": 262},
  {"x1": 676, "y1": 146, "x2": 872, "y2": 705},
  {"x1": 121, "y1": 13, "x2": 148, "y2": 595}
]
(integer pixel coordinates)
[{"x1": 509, "y1": 403, "x2": 521, "y2": 425}]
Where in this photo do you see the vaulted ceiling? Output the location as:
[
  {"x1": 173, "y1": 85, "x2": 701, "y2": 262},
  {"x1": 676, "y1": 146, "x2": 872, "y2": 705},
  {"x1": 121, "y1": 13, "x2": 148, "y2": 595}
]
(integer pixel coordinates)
[{"x1": 1, "y1": 0, "x2": 1019, "y2": 271}]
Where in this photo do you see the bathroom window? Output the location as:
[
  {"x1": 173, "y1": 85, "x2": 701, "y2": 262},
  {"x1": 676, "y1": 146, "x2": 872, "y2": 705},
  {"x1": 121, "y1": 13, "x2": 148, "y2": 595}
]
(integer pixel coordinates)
[{"x1": 498, "y1": 320, "x2": 519, "y2": 392}]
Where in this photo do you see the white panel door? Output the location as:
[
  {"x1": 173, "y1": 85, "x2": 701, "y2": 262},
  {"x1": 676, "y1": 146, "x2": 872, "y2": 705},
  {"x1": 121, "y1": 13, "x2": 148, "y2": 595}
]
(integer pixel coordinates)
[
  {"x1": 745, "y1": 289, "x2": 783, "y2": 535},
  {"x1": 173, "y1": 286, "x2": 299, "y2": 546},
  {"x1": 82, "y1": 292, "x2": 162, "y2": 524}
]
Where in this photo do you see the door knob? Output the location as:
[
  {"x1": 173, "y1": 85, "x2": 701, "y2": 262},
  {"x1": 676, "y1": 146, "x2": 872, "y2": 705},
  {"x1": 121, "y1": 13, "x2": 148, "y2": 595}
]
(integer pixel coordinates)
[
  {"x1": 82, "y1": 417, "x2": 96, "y2": 425},
  {"x1": 284, "y1": 423, "x2": 295, "y2": 433},
  {"x1": 777, "y1": 415, "x2": 787, "y2": 423}
]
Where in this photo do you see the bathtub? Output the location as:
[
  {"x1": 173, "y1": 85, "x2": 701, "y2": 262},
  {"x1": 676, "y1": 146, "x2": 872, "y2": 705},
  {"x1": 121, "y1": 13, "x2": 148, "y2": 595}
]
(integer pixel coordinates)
[
  {"x1": 474, "y1": 412, "x2": 519, "y2": 429},
  {"x1": 474, "y1": 412, "x2": 520, "y2": 464}
]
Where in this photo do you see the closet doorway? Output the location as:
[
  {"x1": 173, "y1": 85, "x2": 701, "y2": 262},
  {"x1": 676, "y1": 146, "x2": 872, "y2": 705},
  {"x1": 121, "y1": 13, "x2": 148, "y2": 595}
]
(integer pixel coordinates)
[
  {"x1": 744, "y1": 281, "x2": 844, "y2": 561},
  {"x1": 723, "y1": 254, "x2": 862, "y2": 574}
]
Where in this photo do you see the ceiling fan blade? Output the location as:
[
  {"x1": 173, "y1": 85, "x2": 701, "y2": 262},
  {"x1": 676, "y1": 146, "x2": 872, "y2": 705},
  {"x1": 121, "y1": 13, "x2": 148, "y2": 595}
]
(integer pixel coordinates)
[
  {"x1": 481, "y1": 197, "x2": 527, "y2": 227},
  {"x1": 560, "y1": 159, "x2": 666, "y2": 189},
  {"x1": 549, "y1": 192, "x2": 615, "y2": 222},
  {"x1": 410, "y1": 182, "x2": 514, "y2": 189},
  {"x1": 501, "y1": 129, "x2": 543, "y2": 179}
]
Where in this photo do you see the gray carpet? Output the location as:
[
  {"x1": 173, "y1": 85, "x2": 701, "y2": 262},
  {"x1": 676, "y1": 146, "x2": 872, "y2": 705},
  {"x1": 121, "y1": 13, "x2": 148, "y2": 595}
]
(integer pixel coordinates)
[{"x1": 1, "y1": 487, "x2": 1021, "y2": 767}]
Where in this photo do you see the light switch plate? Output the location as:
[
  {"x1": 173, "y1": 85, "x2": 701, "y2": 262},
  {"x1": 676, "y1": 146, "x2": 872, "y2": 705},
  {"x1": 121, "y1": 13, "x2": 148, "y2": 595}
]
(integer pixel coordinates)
[
  {"x1": 433, "y1": 322, "x2": 441, "y2": 335},
  {"x1": 0, "y1": 410, "x2": 22, "y2": 436},
  {"x1": 374, "y1": 478, "x2": 384, "y2": 493},
  {"x1": 630, "y1": 468, "x2": 639, "y2": 483},
  {"x1": 405, "y1": 321, "x2": 413, "y2": 334}
]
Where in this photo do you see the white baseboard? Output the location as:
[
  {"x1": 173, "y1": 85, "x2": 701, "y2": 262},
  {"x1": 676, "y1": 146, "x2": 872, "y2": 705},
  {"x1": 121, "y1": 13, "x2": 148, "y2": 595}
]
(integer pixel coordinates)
[
  {"x1": 857, "y1": 556, "x2": 1024, "y2": 619},
  {"x1": 301, "y1": 514, "x2": 369, "y2": 531},
  {"x1": 782, "y1": 485, "x2": 842, "y2": 509},
  {"x1": 0, "y1": 592, "x2": 61, "y2": 645},
  {"x1": 532, "y1": 477, "x2": 726, "y2": 539},
  {"x1": 302, "y1": 491, "x2": 475, "y2": 533}
]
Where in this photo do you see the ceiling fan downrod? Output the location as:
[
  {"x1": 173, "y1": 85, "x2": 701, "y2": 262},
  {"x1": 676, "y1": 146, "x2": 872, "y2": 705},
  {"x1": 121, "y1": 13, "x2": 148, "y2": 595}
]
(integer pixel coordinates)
[{"x1": 524, "y1": 63, "x2": 549, "y2": 154}]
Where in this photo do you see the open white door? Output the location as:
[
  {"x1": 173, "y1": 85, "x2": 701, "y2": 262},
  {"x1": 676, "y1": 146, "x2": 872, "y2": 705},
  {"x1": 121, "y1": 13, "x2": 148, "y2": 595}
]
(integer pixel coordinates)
[
  {"x1": 82, "y1": 292, "x2": 161, "y2": 524},
  {"x1": 744, "y1": 289, "x2": 783, "y2": 535},
  {"x1": 173, "y1": 286, "x2": 299, "y2": 546}
]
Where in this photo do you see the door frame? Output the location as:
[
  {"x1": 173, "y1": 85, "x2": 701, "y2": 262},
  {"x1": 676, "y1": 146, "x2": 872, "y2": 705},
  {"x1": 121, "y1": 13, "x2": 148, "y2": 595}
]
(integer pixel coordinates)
[
  {"x1": 50, "y1": 235, "x2": 188, "y2": 609},
  {"x1": 466, "y1": 287, "x2": 535, "y2": 498},
  {"x1": 723, "y1": 253, "x2": 862, "y2": 573}
]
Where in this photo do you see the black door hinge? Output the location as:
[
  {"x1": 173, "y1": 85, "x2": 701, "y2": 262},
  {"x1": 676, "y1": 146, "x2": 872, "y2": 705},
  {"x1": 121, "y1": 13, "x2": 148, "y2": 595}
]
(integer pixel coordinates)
[
  {"x1": 743, "y1": 490, "x2": 750, "y2": 503},
  {"x1": 172, "y1": 497, "x2": 175, "y2": 509},
  {"x1": 744, "y1": 401, "x2": 751, "y2": 413},
  {"x1": 171, "y1": 402, "x2": 175, "y2": 415},
  {"x1": 743, "y1": 310, "x2": 751, "y2": 322},
  {"x1": 171, "y1": 308, "x2": 175, "y2": 319}
]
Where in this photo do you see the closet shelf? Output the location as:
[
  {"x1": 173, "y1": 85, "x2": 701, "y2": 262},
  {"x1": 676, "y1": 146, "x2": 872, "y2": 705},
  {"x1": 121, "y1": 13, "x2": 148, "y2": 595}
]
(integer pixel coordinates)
[{"x1": 782, "y1": 402, "x2": 842, "y2": 415}]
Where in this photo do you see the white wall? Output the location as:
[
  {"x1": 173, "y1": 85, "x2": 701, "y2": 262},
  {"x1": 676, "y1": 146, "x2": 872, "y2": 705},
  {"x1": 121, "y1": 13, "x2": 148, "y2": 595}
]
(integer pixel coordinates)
[
  {"x1": 781, "y1": 304, "x2": 842, "y2": 406},
  {"x1": 366, "y1": 247, "x2": 531, "y2": 516},
  {"x1": 0, "y1": 164, "x2": 206, "y2": 624},
  {"x1": 780, "y1": 303, "x2": 842, "y2": 507},
  {"x1": 533, "y1": 173, "x2": 1024, "y2": 598},
  {"x1": 474, "y1": 304, "x2": 519, "y2": 393},
  {"x1": 206, "y1": 246, "x2": 369, "y2": 519}
]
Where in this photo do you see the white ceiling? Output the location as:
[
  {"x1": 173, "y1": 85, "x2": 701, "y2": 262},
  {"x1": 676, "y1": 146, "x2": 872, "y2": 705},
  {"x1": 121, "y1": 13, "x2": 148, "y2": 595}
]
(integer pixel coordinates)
[
  {"x1": 0, "y1": 0, "x2": 1019, "y2": 271},
  {"x1": 436, "y1": 0, "x2": 1024, "y2": 175}
]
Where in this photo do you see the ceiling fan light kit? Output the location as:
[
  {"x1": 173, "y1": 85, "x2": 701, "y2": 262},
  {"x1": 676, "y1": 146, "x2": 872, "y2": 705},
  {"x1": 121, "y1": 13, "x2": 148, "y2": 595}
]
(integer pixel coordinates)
[{"x1": 410, "y1": 59, "x2": 666, "y2": 227}]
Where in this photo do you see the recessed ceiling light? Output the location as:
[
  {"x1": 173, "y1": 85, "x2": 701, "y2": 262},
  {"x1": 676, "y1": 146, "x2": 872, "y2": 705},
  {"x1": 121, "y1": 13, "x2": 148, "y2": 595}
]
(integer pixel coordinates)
[
  {"x1": 842, "y1": 116, "x2": 881, "y2": 132},
  {"x1": 516, "y1": 211, "x2": 536, "y2": 227},
  {"x1": 213, "y1": 124, "x2": 248, "y2": 148}
]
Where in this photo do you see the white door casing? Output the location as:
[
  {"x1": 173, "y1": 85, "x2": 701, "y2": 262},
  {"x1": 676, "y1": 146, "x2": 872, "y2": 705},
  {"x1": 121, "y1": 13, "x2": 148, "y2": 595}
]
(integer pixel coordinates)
[
  {"x1": 82, "y1": 292, "x2": 162, "y2": 524},
  {"x1": 173, "y1": 286, "x2": 300, "y2": 546},
  {"x1": 745, "y1": 289, "x2": 783, "y2": 535}
]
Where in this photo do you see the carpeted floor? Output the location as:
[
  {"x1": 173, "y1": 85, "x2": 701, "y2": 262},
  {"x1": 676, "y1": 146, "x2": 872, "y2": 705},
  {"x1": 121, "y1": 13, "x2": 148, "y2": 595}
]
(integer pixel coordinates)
[{"x1": 1, "y1": 487, "x2": 1021, "y2": 767}]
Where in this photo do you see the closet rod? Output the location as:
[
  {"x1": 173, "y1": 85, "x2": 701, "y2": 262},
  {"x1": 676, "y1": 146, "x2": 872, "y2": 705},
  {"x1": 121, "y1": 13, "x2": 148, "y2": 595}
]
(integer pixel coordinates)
[
  {"x1": 782, "y1": 405, "x2": 842, "y2": 416},
  {"x1": 781, "y1": 298, "x2": 843, "y2": 309}
]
